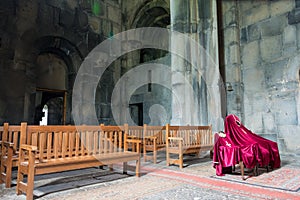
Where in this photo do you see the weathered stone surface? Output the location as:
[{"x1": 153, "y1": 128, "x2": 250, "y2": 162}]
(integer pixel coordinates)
[
  {"x1": 229, "y1": 44, "x2": 240, "y2": 64},
  {"x1": 242, "y1": 40, "x2": 259, "y2": 69},
  {"x1": 288, "y1": 7, "x2": 300, "y2": 24},
  {"x1": 223, "y1": 26, "x2": 239, "y2": 46},
  {"x1": 278, "y1": 125, "x2": 300, "y2": 151},
  {"x1": 222, "y1": 0, "x2": 235, "y2": 13},
  {"x1": 224, "y1": 65, "x2": 240, "y2": 83},
  {"x1": 243, "y1": 68, "x2": 264, "y2": 92},
  {"x1": 260, "y1": 35, "x2": 282, "y2": 62},
  {"x1": 270, "y1": 0, "x2": 295, "y2": 17},
  {"x1": 240, "y1": 27, "x2": 247, "y2": 43},
  {"x1": 260, "y1": 15, "x2": 287, "y2": 37},
  {"x1": 98, "y1": 103, "x2": 111, "y2": 118},
  {"x1": 224, "y1": 9, "x2": 236, "y2": 27},
  {"x1": 273, "y1": 97, "x2": 297, "y2": 126},
  {"x1": 262, "y1": 113, "x2": 276, "y2": 132},
  {"x1": 241, "y1": 3, "x2": 269, "y2": 27},
  {"x1": 108, "y1": 5, "x2": 121, "y2": 23},
  {"x1": 259, "y1": 133, "x2": 278, "y2": 142},
  {"x1": 264, "y1": 59, "x2": 289, "y2": 87},
  {"x1": 283, "y1": 45, "x2": 297, "y2": 57},
  {"x1": 247, "y1": 23, "x2": 261, "y2": 41}
]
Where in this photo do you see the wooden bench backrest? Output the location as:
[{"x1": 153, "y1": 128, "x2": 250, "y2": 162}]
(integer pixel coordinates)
[
  {"x1": 143, "y1": 125, "x2": 166, "y2": 145},
  {"x1": 166, "y1": 124, "x2": 213, "y2": 147},
  {"x1": 2, "y1": 123, "x2": 22, "y2": 153},
  {"x1": 99, "y1": 124, "x2": 126, "y2": 153},
  {"x1": 20, "y1": 123, "x2": 127, "y2": 161},
  {"x1": 126, "y1": 125, "x2": 144, "y2": 140}
]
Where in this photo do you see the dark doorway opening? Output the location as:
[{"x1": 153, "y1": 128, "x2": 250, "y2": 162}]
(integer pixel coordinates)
[
  {"x1": 34, "y1": 88, "x2": 67, "y2": 125},
  {"x1": 129, "y1": 103, "x2": 143, "y2": 126}
]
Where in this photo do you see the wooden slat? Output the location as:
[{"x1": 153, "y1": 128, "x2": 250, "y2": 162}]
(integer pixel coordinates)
[
  {"x1": 69, "y1": 131, "x2": 74, "y2": 157},
  {"x1": 61, "y1": 132, "x2": 67, "y2": 158},
  {"x1": 93, "y1": 131, "x2": 97, "y2": 155},
  {"x1": 32, "y1": 132, "x2": 38, "y2": 147},
  {"x1": 119, "y1": 131, "x2": 122, "y2": 151},
  {"x1": 39, "y1": 132, "x2": 45, "y2": 160},
  {"x1": 80, "y1": 131, "x2": 85, "y2": 156},
  {"x1": 47, "y1": 132, "x2": 52, "y2": 160},
  {"x1": 99, "y1": 131, "x2": 103, "y2": 153},
  {"x1": 13, "y1": 131, "x2": 19, "y2": 151},
  {"x1": 58, "y1": 131, "x2": 63, "y2": 153},
  {"x1": 75, "y1": 132, "x2": 80, "y2": 156},
  {"x1": 54, "y1": 132, "x2": 59, "y2": 159},
  {"x1": 104, "y1": 131, "x2": 108, "y2": 153}
]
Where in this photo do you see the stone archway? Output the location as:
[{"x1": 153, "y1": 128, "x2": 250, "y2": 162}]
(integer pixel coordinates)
[
  {"x1": 33, "y1": 36, "x2": 84, "y2": 124},
  {"x1": 119, "y1": 0, "x2": 171, "y2": 126},
  {"x1": 130, "y1": 0, "x2": 170, "y2": 28}
]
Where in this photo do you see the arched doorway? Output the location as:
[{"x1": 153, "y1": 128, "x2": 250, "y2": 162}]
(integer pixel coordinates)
[
  {"x1": 34, "y1": 53, "x2": 67, "y2": 125},
  {"x1": 34, "y1": 36, "x2": 84, "y2": 125}
]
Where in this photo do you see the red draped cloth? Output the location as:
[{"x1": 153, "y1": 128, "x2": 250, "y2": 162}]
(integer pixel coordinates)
[{"x1": 213, "y1": 114, "x2": 281, "y2": 176}]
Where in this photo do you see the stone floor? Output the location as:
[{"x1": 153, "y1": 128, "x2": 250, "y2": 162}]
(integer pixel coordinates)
[{"x1": 1, "y1": 152, "x2": 300, "y2": 200}]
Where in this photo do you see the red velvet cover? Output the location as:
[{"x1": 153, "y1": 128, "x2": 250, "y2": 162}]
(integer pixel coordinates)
[{"x1": 213, "y1": 114, "x2": 281, "y2": 176}]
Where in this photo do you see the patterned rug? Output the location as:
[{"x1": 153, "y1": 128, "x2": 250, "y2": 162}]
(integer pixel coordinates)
[{"x1": 211, "y1": 166, "x2": 300, "y2": 192}]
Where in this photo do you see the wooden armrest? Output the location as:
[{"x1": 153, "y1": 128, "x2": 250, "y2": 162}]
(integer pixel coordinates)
[
  {"x1": 168, "y1": 137, "x2": 183, "y2": 141},
  {"x1": 20, "y1": 144, "x2": 38, "y2": 151},
  {"x1": 126, "y1": 139, "x2": 142, "y2": 144},
  {"x1": 144, "y1": 136, "x2": 157, "y2": 139},
  {"x1": 3, "y1": 141, "x2": 14, "y2": 147}
]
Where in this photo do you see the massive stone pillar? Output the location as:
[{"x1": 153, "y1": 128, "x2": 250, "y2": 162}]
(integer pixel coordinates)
[
  {"x1": 222, "y1": 1, "x2": 244, "y2": 120},
  {"x1": 170, "y1": 0, "x2": 222, "y2": 130},
  {"x1": 14, "y1": 0, "x2": 38, "y2": 124}
]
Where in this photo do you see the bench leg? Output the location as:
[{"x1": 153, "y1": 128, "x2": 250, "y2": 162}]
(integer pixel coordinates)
[
  {"x1": 179, "y1": 144, "x2": 183, "y2": 169},
  {"x1": 239, "y1": 161, "x2": 245, "y2": 180},
  {"x1": 27, "y1": 163, "x2": 35, "y2": 200},
  {"x1": 2, "y1": 147, "x2": 13, "y2": 188},
  {"x1": 166, "y1": 148, "x2": 170, "y2": 166},
  {"x1": 136, "y1": 158, "x2": 140, "y2": 177},
  {"x1": 179, "y1": 153, "x2": 183, "y2": 169},
  {"x1": 109, "y1": 164, "x2": 113, "y2": 171},
  {"x1": 4, "y1": 160, "x2": 12, "y2": 188},
  {"x1": 17, "y1": 151, "x2": 35, "y2": 200},
  {"x1": 153, "y1": 143, "x2": 157, "y2": 164},
  {"x1": 143, "y1": 145, "x2": 146, "y2": 162},
  {"x1": 16, "y1": 166, "x2": 24, "y2": 195},
  {"x1": 254, "y1": 163, "x2": 259, "y2": 176},
  {"x1": 123, "y1": 162, "x2": 127, "y2": 174},
  {"x1": 0, "y1": 158, "x2": 4, "y2": 184}
]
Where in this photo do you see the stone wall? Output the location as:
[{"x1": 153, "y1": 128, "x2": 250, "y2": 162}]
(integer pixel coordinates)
[
  {"x1": 0, "y1": 0, "x2": 122, "y2": 125},
  {"x1": 1, "y1": 0, "x2": 299, "y2": 153},
  {"x1": 223, "y1": 0, "x2": 300, "y2": 152}
]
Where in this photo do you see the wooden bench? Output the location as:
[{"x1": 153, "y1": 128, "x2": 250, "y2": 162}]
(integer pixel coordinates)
[
  {"x1": 0, "y1": 123, "x2": 21, "y2": 187},
  {"x1": 126, "y1": 125, "x2": 144, "y2": 152},
  {"x1": 16, "y1": 123, "x2": 141, "y2": 200},
  {"x1": 143, "y1": 125, "x2": 166, "y2": 164},
  {"x1": 166, "y1": 124, "x2": 213, "y2": 168}
]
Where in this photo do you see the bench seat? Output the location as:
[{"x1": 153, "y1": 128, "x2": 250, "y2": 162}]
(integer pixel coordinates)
[{"x1": 19, "y1": 150, "x2": 140, "y2": 175}]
